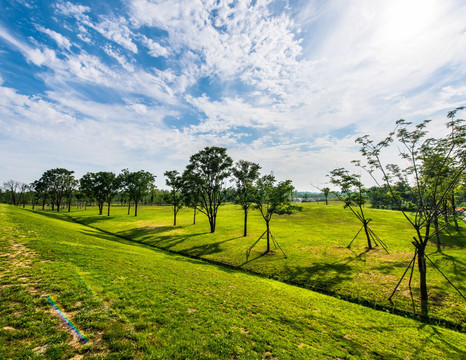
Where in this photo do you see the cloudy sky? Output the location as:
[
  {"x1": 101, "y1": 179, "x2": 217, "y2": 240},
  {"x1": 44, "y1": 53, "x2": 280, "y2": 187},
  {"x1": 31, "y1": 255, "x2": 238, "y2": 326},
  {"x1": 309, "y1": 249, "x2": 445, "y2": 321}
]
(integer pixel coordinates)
[{"x1": 1, "y1": 0, "x2": 465, "y2": 190}]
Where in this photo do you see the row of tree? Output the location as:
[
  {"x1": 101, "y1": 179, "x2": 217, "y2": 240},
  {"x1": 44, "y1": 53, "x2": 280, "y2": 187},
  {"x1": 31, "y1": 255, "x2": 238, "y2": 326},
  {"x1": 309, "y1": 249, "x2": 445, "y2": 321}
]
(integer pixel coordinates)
[
  {"x1": 327, "y1": 107, "x2": 465, "y2": 319},
  {"x1": 2, "y1": 147, "x2": 297, "y2": 253}
]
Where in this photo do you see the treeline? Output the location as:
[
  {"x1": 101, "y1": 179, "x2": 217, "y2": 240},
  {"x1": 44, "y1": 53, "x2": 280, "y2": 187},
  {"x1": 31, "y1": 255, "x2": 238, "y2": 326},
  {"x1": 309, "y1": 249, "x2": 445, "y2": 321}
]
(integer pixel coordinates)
[{"x1": 1, "y1": 147, "x2": 296, "y2": 238}]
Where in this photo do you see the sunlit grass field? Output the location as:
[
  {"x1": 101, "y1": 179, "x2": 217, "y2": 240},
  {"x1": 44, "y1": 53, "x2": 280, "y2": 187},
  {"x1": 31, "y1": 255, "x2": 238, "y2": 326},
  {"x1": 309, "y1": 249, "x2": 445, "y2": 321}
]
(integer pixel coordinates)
[
  {"x1": 1, "y1": 204, "x2": 465, "y2": 359},
  {"x1": 56, "y1": 201, "x2": 466, "y2": 327}
]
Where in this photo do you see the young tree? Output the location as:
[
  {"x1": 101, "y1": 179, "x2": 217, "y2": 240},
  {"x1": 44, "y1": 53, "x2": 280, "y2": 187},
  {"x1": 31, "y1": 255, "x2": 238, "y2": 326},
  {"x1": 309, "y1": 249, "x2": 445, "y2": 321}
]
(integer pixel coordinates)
[
  {"x1": 119, "y1": 169, "x2": 155, "y2": 217},
  {"x1": 183, "y1": 147, "x2": 233, "y2": 233},
  {"x1": 247, "y1": 174, "x2": 299, "y2": 259},
  {"x1": 355, "y1": 107, "x2": 466, "y2": 318},
  {"x1": 181, "y1": 171, "x2": 201, "y2": 225},
  {"x1": 164, "y1": 170, "x2": 183, "y2": 226},
  {"x1": 232, "y1": 160, "x2": 261, "y2": 237},
  {"x1": 329, "y1": 168, "x2": 388, "y2": 252}
]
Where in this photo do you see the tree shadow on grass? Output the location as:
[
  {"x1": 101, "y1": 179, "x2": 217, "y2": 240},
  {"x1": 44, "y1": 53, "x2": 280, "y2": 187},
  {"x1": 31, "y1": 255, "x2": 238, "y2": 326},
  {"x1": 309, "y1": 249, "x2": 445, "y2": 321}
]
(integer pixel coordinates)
[
  {"x1": 412, "y1": 323, "x2": 466, "y2": 358},
  {"x1": 280, "y1": 262, "x2": 354, "y2": 291},
  {"x1": 24, "y1": 209, "x2": 77, "y2": 224},
  {"x1": 181, "y1": 236, "x2": 243, "y2": 257}
]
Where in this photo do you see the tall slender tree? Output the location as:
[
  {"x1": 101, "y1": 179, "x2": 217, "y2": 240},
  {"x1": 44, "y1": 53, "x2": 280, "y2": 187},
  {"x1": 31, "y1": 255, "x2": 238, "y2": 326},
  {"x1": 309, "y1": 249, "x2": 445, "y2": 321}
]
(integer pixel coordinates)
[
  {"x1": 329, "y1": 168, "x2": 387, "y2": 252},
  {"x1": 232, "y1": 160, "x2": 261, "y2": 237},
  {"x1": 247, "y1": 174, "x2": 298, "y2": 258},
  {"x1": 355, "y1": 107, "x2": 466, "y2": 318},
  {"x1": 164, "y1": 170, "x2": 183, "y2": 226}
]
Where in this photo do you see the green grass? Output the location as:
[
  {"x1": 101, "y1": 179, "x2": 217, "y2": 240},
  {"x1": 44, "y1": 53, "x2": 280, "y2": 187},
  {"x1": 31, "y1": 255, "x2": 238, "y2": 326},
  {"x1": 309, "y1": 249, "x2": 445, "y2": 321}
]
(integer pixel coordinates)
[
  {"x1": 54, "y1": 201, "x2": 466, "y2": 327},
  {"x1": 1, "y1": 204, "x2": 465, "y2": 359}
]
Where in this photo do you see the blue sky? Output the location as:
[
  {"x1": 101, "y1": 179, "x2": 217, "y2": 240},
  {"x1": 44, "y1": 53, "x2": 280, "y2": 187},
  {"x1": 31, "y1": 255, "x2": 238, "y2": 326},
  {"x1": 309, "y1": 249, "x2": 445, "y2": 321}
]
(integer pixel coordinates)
[{"x1": 1, "y1": 0, "x2": 465, "y2": 190}]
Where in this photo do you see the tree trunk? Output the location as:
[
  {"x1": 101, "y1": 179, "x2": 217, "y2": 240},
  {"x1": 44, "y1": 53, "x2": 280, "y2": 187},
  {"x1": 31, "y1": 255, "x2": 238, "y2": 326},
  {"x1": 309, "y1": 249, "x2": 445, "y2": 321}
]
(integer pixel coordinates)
[
  {"x1": 173, "y1": 207, "x2": 177, "y2": 226},
  {"x1": 134, "y1": 201, "x2": 138, "y2": 217},
  {"x1": 452, "y1": 194, "x2": 459, "y2": 230},
  {"x1": 209, "y1": 217, "x2": 215, "y2": 233},
  {"x1": 363, "y1": 220, "x2": 372, "y2": 249},
  {"x1": 243, "y1": 207, "x2": 248, "y2": 237},
  {"x1": 266, "y1": 221, "x2": 270, "y2": 253},
  {"x1": 68, "y1": 201, "x2": 71, "y2": 212},
  {"x1": 107, "y1": 202, "x2": 111, "y2": 216},
  {"x1": 434, "y1": 214, "x2": 441, "y2": 252},
  {"x1": 193, "y1": 207, "x2": 196, "y2": 225},
  {"x1": 127, "y1": 201, "x2": 131, "y2": 215},
  {"x1": 99, "y1": 203, "x2": 103, "y2": 215},
  {"x1": 325, "y1": 196, "x2": 328, "y2": 205},
  {"x1": 56, "y1": 202, "x2": 60, "y2": 212},
  {"x1": 417, "y1": 244, "x2": 429, "y2": 318}
]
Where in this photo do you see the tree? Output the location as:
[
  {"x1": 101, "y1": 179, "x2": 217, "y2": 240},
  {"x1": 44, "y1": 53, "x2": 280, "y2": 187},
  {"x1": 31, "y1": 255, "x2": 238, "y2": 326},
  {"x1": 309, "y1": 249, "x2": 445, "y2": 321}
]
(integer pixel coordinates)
[
  {"x1": 329, "y1": 168, "x2": 388, "y2": 252},
  {"x1": 322, "y1": 187, "x2": 330, "y2": 205},
  {"x1": 355, "y1": 107, "x2": 466, "y2": 318},
  {"x1": 183, "y1": 147, "x2": 233, "y2": 233},
  {"x1": 119, "y1": 169, "x2": 155, "y2": 217},
  {"x1": 247, "y1": 174, "x2": 299, "y2": 259},
  {"x1": 38, "y1": 169, "x2": 76, "y2": 212},
  {"x1": 3, "y1": 180, "x2": 21, "y2": 206},
  {"x1": 32, "y1": 178, "x2": 49, "y2": 210},
  {"x1": 164, "y1": 170, "x2": 183, "y2": 226},
  {"x1": 80, "y1": 172, "x2": 119, "y2": 216},
  {"x1": 232, "y1": 160, "x2": 261, "y2": 237}
]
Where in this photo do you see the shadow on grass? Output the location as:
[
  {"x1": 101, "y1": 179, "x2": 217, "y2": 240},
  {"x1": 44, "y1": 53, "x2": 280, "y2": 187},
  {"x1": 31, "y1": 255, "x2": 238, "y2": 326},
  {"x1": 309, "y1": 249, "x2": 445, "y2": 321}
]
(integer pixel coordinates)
[
  {"x1": 412, "y1": 323, "x2": 466, "y2": 358},
  {"x1": 24, "y1": 208, "x2": 77, "y2": 224},
  {"x1": 181, "y1": 236, "x2": 243, "y2": 257},
  {"x1": 280, "y1": 261, "x2": 353, "y2": 290}
]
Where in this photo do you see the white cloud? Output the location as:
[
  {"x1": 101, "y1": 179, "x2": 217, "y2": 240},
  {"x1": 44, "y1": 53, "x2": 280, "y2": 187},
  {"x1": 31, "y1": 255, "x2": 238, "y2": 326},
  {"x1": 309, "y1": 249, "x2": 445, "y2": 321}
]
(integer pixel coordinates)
[
  {"x1": 103, "y1": 45, "x2": 135, "y2": 72},
  {"x1": 36, "y1": 25, "x2": 72, "y2": 50},
  {"x1": 91, "y1": 16, "x2": 138, "y2": 53},
  {"x1": 140, "y1": 35, "x2": 169, "y2": 57}
]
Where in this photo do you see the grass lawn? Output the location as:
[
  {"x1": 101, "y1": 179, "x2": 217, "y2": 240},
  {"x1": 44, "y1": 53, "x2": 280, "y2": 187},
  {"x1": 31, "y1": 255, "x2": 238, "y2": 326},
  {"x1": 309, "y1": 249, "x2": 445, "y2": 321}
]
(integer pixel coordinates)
[
  {"x1": 1, "y1": 204, "x2": 465, "y2": 359},
  {"x1": 54, "y1": 201, "x2": 466, "y2": 327}
]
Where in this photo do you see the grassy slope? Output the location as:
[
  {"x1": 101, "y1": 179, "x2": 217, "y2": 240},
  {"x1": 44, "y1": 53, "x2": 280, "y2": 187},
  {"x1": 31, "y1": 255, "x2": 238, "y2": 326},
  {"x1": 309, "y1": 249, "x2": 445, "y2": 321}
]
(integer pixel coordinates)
[
  {"x1": 1, "y1": 205, "x2": 465, "y2": 359},
  {"x1": 62, "y1": 202, "x2": 466, "y2": 327}
]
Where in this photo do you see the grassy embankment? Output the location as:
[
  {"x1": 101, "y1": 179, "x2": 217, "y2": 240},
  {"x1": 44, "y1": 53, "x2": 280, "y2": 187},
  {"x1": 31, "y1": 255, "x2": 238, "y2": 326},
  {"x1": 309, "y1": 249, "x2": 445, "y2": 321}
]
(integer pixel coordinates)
[
  {"x1": 1, "y1": 204, "x2": 465, "y2": 359},
  {"x1": 60, "y1": 201, "x2": 466, "y2": 327}
]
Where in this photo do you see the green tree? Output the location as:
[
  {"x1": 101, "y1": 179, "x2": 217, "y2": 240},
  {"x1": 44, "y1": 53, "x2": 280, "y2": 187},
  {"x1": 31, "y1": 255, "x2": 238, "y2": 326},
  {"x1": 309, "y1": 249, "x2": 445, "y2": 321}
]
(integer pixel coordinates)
[
  {"x1": 38, "y1": 168, "x2": 75, "y2": 212},
  {"x1": 329, "y1": 168, "x2": 387, "y2": 252},
  {"x1": 322, "y1": 187, "x2": 330, "y2": 205},
  {"x1": 184, "y1": 147, "x2": 233, "y2": 233},
  {"x1": 2, "y1": 180, "x2": 20, "y2": 206},
  {"x1": 355, "y1": 107, "x2": 466, "y2": 318},
  {"x1": 80, "y1": 172, "x2": 119, "y2": 216},
  {"x1": 247, "y1": 174, "x2": 298, "y2": 258},
  {"x1": 164, "y1": 170, "x2": 183, "y2": 226},
  {"x1": 232, "y1": 160, "x2": 261, "y2": 237},
  {"x1": 119, "y1": 169, "x2": 155, "y2": 217}
]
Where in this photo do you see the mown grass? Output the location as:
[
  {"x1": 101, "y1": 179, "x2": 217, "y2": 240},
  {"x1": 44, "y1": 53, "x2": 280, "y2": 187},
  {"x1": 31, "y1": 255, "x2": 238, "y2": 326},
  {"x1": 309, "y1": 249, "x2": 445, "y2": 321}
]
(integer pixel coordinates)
[
  {"x1": 1, "y1": 204, "x2": 465, "y2": 359},
  {"x1": 54, "y1": 201, "x2": 466, "y2": 327}
]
